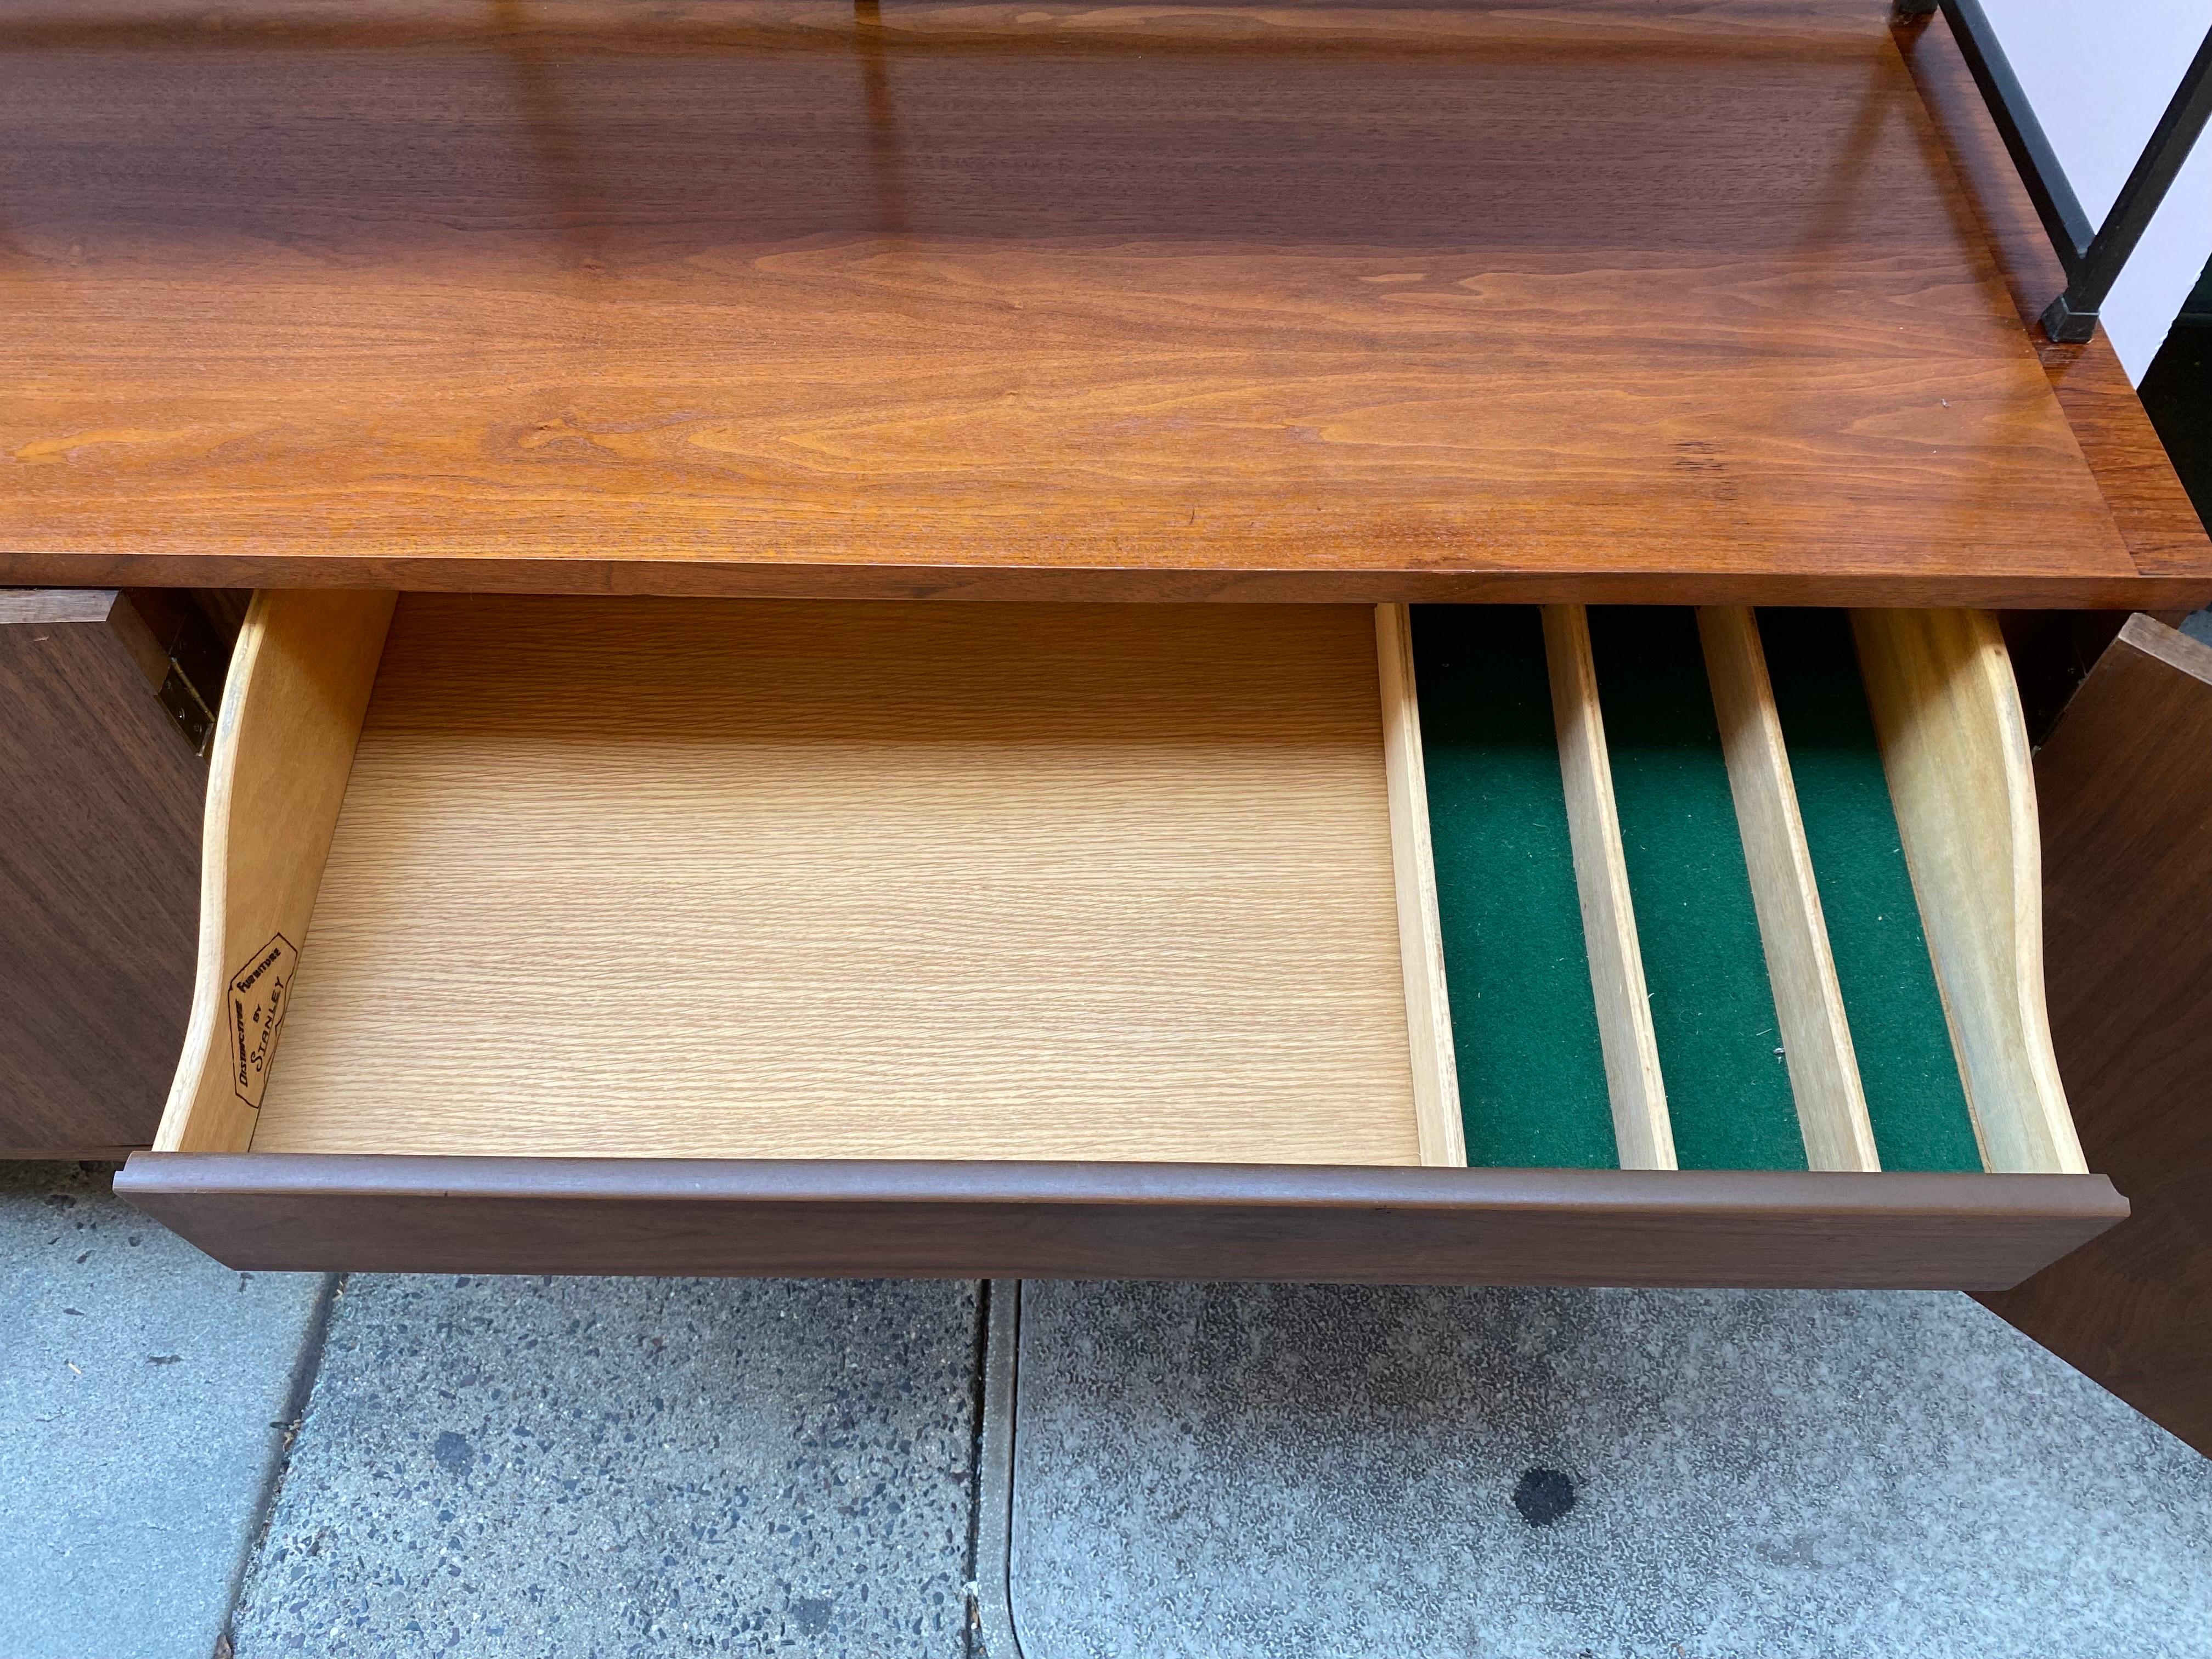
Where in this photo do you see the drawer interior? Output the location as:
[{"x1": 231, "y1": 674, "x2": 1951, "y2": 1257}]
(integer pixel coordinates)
[
  {"x1": 179, "y1": 599, "x2": 1427, "y2": 1166},
  {"x1": 155, "y1": 595, "x2": 2086, "y2": 1181}
]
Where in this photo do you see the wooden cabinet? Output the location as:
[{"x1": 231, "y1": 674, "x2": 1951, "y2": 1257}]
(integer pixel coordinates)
[
  {"x1": 0, "y1": 590, "x2": 229, "y2": 1156},
  {"x1": 116, "y1": 594, "x2": 2123, "y2": 1284},
  {"x1": 0, "y1": 4, "x2": 2196, "y2": 1320}
]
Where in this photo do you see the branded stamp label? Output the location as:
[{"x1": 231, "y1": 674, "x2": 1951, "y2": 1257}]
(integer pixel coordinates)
[{"x1": 229, "y1": 934, "x2": 299, "y2": 1109}]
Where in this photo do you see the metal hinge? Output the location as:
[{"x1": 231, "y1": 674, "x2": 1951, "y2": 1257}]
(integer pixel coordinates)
[
  {"x1": 125, "y1": 592, "x2": 233, "y2": 758},
  {"x1": 156, "y1": 659, "x2": 218, "y2": 755}
]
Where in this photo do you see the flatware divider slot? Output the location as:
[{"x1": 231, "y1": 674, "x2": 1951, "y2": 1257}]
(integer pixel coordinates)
[
  {"x1": 1759, "y1": 608, "x2": 1984, "y2": 1173},
  {"x1": 1697, "y1": 606, "x2": 1882, "y2": 1173},
  {"x1": 1572, "y1": 607, "x2": 1807, "y2": 1172},
  {"x1": 1411, "y1": 606, "x2": 1626, "y2": 1171},
  {"x1": 1848, "y1": 610, "x2": 2085, "y2": 1176}
]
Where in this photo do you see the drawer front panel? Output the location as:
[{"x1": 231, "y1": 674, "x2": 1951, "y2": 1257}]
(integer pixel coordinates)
[{"x1": 116, "y1": 1155, "x2": 2124, "y2": 1290}]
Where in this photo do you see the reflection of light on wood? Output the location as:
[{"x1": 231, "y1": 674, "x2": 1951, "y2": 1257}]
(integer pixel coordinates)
[
  {"x1": 0, "y1": 3, "x2": 2154, "y2": 599},
  {"x1": 491, "y1": 0, "x2": 607, "y2": 274},
  {"x1": 854, "y1": 0, "x2": 910, "y2": 237}
]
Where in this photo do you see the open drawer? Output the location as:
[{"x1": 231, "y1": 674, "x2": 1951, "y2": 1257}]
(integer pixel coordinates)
[{"x1": 117, "y1": 595, "x2": 2123, "y2": 1286}]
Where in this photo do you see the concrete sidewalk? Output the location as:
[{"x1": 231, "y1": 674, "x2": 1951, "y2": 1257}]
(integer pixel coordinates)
[
  {"x1": 0, "y1": 1163, "x2": 331, "y2": 1659},
  {"x1": 1002, "y1": 1280, "x2": 2212, "y2": 1659},
  {"x1": 227, "y1": 1273, "x2": 979, "y2": 1657},
  {"x1": 1, "y1": 1164, "x2": 981, "y2": 1659},
  {"x1": 5, "y1": 1162, "x2": 2210, "y2": 1657}
]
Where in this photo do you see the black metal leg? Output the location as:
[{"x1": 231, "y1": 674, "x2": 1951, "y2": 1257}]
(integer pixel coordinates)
[
  {"x1": 2046, "y1": 28, "x2": 2212, "y2": 343},
  {"x1": 1940, "y1": 0, "x2": 2097, "y2": 273},
  {"x1": 1919, "y1": 1, "x2": 2212, "y2": 346}
]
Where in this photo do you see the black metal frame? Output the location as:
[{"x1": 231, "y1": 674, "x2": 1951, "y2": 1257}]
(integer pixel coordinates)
[{"x1": 1898, "y1": 0, "x2": 2212, "y2": 343}]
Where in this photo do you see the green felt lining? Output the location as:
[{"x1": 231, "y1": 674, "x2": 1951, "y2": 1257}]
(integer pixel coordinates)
[
  {"x1": 1412, "y1": 605, "x2": 1982, "y2": 1176},
  {"x1": 1411, "y1": 607, "x2": 1617, "y2": 1170},
  {"x1": 1586, "y1": 607, "x2": 1808, "y2": 1171},
  {"x1": 1755, "y1": 609, "x2": 1983, "y2": 1173}
]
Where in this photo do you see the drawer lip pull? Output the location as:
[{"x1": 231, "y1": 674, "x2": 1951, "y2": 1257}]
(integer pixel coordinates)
[
  {"x1": 117, "y1": 1153, "x2": 2126, "y2": 1293},
  {"x1": 117, "y1": 1150, "x2": 2128, "y2": 1216}
]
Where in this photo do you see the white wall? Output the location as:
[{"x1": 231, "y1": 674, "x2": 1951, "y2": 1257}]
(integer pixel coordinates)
[{"x1": 1985, "y1": 0, "x2": 2212, "y2": 381}]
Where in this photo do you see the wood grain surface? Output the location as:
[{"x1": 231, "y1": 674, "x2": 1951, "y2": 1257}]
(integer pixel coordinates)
[
  {"x1": 1980, "y1": 617, "x2": 2212, "y2": 1457},
  {"x1": 0, "y1": 0, "x2": 2170, "y2": 605},
  {"x1": 245, "y1": 597, "x2": 1424, "y2": 1165},
  {"x1": 115, "y1": 1152, "x2": 2128, "y2": 1288},
  {"x1": 0, "y1": 590, "x2": 205, "y2": 1155},
  {"x1": 1850, "y1": 608, "x2": 2083, "y2": 1176},
  {"x1": 156, "y1": 589, "x2": 396, "y2": 1154},
  {"x1": 1375, "y1": 603, "x2": 1465, "y2": 1169}
]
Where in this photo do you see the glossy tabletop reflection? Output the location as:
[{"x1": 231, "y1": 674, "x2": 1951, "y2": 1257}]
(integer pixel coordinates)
[{"x1": 0, "y1": 0, "x2": 2190, "y2": 602}]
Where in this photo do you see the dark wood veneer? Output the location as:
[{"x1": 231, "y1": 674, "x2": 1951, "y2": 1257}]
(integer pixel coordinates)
[
  {"x1": 117, "y1": 1153, "x2": 2124, "y2": 1289},
  {"x1": 1979, "y1": 617, "x2": 2212, "y2": 1457},
  {"x1": 0, "y1": 590, "x2": 207, "y2": 1156},
  {"x1": 0, "y1": 0, "x2": 2177, "y2": 605}
]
